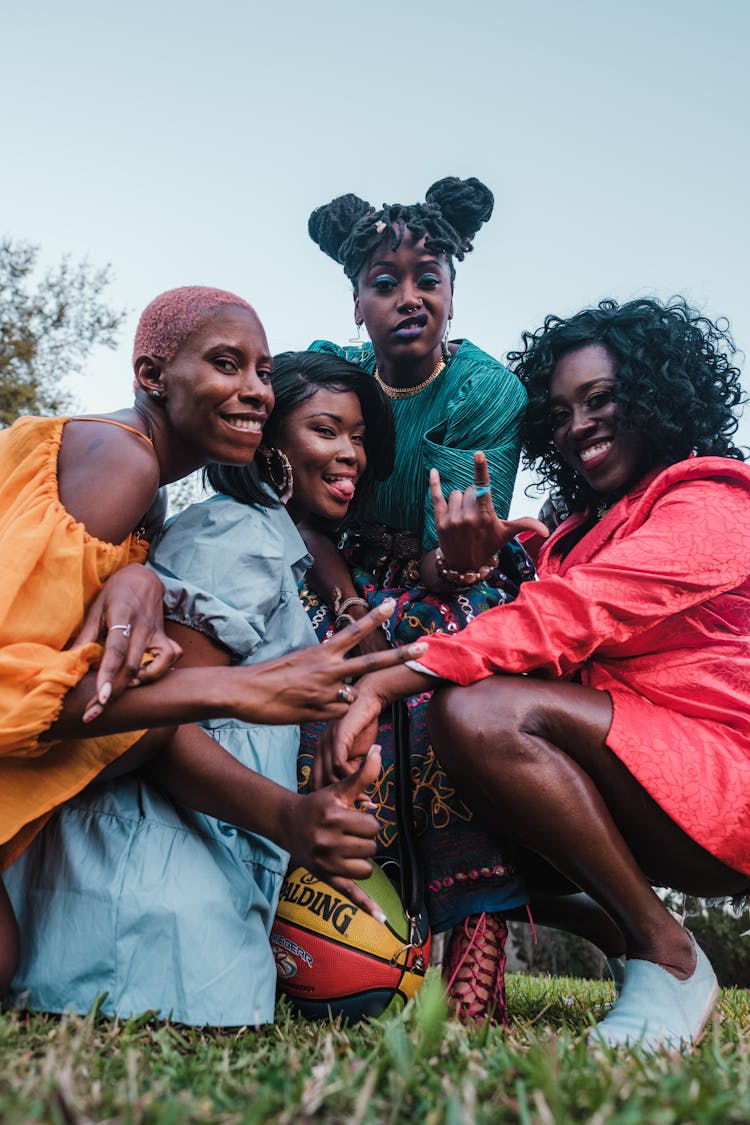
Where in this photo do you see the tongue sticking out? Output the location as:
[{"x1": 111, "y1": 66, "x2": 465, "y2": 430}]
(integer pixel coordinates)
[{"x1": 327, "y1": 478, "x2": 356, "y2": 502}]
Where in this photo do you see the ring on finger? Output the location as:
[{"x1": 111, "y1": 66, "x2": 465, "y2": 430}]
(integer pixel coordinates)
[
  {"x1": 474, "y1": 484, "x2": 492, "y2": 498},
  {"x1": 109, "y1": 623, "x2": 132, "y2": 638},
  {"x1": 336, "y1": 686, "x2": 355, "y2": 705}
]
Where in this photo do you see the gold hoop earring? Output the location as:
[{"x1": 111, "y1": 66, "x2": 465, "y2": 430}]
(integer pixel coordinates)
[{"x1": 258, "y1": 446, "x2": 294, "y2": 503}]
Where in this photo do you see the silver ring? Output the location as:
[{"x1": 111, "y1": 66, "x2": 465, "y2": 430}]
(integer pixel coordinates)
[
  {"x1": 109, "y1": 623, "x2": 132, "y2": 638},
  {"x1": 336, "y1": 687, "x2": 355, "y2": 705},
  {"x1": 474, "y1": 484, "x2": 492, "y2": 498}
]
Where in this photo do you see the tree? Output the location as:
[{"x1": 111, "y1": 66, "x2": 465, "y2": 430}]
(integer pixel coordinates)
[{"x1": 0, "y1": 238, "x2": 126, "y2": 427}]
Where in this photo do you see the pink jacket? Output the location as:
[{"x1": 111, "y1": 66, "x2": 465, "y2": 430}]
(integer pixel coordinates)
[{"x1": 420, "y1": 458, "x2": 750, "y2": 874}]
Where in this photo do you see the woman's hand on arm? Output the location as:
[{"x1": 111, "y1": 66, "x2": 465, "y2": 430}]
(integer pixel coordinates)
[
  {"x1": 73, "y1": 565, "x2": 184, "y2": 722},
  {"x1": 423, "y1": 451, "x2": 548, "y2": 591}
]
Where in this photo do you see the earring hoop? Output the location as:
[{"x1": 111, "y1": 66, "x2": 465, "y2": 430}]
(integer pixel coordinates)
[{"x1": 258, "y1": 446, "x2": 294, "y2": 503}]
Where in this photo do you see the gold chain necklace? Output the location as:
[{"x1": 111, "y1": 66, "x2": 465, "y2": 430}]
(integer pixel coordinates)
[{"x1": 373, "y1": 356, "x2": 446, "y2": 399}]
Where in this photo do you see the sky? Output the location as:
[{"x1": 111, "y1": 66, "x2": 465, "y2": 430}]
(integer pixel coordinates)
[{"x1": 2, "y1": 0, "x2": 748, "y2": 514}]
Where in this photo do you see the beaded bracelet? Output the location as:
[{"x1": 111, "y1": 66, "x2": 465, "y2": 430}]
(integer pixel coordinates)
[{"x1": 434, "y1": 547, "x2": 499, "y2": 589}]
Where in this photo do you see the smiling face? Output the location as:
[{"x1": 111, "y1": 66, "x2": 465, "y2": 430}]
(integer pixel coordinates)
[
  {"x1": 274, "y1": 387, "x2": 367, "y2": 523},
  {"x1": 353, "y1": 230, "x2": 453, "y2": 382},
  {"x1": 548, "y1": 343, "x2": 648, "y2": 500},
  {"x1": 149, "y1": 306, "x2": 274, "y2": 466}
]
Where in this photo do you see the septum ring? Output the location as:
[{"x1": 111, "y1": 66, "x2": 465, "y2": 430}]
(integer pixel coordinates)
[
  {"x1": 474, "y1": 485, "x2": 492, "y2": 499},
  {"x1": 109, "y1": 623, "x2": 132, "y2": 638},
  {"x1": 336, "y1": 686, "x2": 355, "y2": 705}
]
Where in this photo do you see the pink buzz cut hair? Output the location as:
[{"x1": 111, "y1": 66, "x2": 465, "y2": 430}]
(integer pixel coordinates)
[{"x1": 132, "y1": 286, "x2": 258, "y2": 365}]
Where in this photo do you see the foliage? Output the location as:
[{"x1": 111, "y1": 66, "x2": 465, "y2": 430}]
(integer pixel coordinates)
[
  {"x1": 689, "y1": 906, "x2": 750, "y2": 988},
  {"x1": 0, "y1": 238, "x2": 125, "y2": 426},
  {"x1": 509, "y1": 922, "x2": 609, "y2": 981},
  {"x1": 511, "y1": 897, "x2": 750, "y2": 989},
  {"x1": 1, "y1": 973, "x2": 749, "y2": 1123}
]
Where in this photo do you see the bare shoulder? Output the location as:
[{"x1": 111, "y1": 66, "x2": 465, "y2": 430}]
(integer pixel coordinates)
[{"x1": 58, "y1": 417, "x2": 160, "y2": 544}]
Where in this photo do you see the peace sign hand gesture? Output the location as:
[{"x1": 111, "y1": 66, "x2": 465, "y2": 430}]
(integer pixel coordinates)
[{"x1": 428, "y1": 451, "x2": 548, "y2": 581}]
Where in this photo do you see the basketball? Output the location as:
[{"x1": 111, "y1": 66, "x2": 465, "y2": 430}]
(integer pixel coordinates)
[{"x1": 271, "y1": 862, "x2": 431, "y2": 1022}]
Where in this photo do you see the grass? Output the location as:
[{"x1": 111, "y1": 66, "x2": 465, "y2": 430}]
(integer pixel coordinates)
[{"x1": 1, "y1": 973, "x2": 749, "y2": 1123}]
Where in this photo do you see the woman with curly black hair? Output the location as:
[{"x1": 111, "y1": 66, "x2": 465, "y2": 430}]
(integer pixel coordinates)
[
  {"x1": 302, "y1": 177, "x2": 539, "y2": 1021},
  {"x1": 325, "y1": 297, "x2": 750, "y2": 1050}
]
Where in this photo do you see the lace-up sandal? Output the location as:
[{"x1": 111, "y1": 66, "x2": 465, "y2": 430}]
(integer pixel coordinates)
[{"x1": 442, "y1": 912, "x2": 509, "y2": 1024}]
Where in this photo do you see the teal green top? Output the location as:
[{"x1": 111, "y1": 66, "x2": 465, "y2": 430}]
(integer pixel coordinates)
[{"x1": 309, "y1": 339, "x2": 527, "y2": 549}]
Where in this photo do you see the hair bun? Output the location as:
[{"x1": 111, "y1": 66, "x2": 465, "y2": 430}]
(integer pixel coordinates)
[
  {"x1": 425, "y1": 176, "x2": 494, "y2": 244},
  {"x1": 308, "y1": 193, "x2": 374, "y2": 263}
]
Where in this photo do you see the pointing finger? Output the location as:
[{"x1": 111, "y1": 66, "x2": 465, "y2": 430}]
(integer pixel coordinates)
[{"x1": 429, "y1": 468, "x2": 448, "y2": 517}]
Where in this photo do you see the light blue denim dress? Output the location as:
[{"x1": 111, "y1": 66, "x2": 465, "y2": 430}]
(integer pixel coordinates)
[{"x1": 5, "y1": 494, "x2": 316, "y2": 1026}]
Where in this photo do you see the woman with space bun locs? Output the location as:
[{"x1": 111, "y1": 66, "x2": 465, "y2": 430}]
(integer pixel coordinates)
[{"x1": 301, "y1": 176, "x2": 542, "y2": 1022}]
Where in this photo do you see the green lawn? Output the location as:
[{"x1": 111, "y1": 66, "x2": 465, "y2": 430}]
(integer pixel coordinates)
[{"x1": 2, "y1": 973, "x2": 749, "y2": 1123}]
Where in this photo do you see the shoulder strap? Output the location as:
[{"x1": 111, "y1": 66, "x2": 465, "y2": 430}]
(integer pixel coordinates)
[
  {"x1": 72, "y1": 417, "x2": 153, "y2": 445},
  {"x1": 391, "y1": 700, "x2": 428, "y2": 941}
]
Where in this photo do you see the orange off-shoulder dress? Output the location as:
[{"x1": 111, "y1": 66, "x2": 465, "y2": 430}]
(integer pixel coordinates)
[{"x1": 0, "y1": 416, "x2": 149, "y2": 869}]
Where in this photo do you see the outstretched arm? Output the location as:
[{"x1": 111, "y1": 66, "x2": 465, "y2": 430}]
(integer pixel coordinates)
[{"x1": 45, "y1": 602, "x2": 427, "y2": 739}]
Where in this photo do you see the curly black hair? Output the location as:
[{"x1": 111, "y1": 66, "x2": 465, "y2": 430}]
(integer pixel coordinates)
[
  {"x1": 508, "y1": 297, "x2": 746, "y2": 513},
  {"x1": 308, "y1": 176, "x2": 494, "y2": 287},
  {"x1": 206, "y1": 351, "x2": 395, "y2": 518}
]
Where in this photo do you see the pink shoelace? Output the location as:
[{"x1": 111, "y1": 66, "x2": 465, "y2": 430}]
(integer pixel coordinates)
[{"x1": 442, "y1": 911, "x2": 509, "y2": 1025}]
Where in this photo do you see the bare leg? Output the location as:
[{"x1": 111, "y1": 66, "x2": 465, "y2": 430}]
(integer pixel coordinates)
[
  {"x1": 428, "y1": 676, "x2": 747, "y2": 980},
  {"x1": 506, "y1": 891, "x2": 626, "y2": 959},
  {"x1": 0, "y1": 876, "x2": 19, "y2": 995}
]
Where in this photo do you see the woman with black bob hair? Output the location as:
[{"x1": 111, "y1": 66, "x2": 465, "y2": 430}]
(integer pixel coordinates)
[
  {"x1": 323, "y1": 296, "x2": 750, "y2": 1050},
  {"x1": 207, "y1": 349, "x2": 395, "y2": 519},
  {"x1": 304, "y1": 177, "x2": 541, "y2": 1022}
]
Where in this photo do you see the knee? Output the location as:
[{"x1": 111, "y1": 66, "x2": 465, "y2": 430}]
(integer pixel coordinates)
[{"x1": 427, "y1": 679, "x2": 549, "y2": 779}]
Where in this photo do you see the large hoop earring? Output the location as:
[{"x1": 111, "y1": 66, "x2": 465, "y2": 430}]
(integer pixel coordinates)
[{"x1": 258, "y1": 446, "x2": 294, "y2": 503}]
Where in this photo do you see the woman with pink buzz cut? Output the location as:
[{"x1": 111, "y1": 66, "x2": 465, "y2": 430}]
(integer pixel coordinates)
[{"x1": 0, "y1": 285, "x2": 423, "y2": 1011}]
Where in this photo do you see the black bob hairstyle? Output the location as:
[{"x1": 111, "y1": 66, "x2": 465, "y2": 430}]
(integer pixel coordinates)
[
  {"x1": 509, "y1": 297, "x2": 746, "y2": 514},
  {"x1": 206, "y1": 350, "x2": 395, "y2": 516},
  {"x1": 308, "y1": 176, "x2": 494, "y2": 287}
]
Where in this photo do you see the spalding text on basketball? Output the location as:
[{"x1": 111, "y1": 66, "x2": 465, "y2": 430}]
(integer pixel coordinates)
[{"x1": 278, "y1": 881, "x2": 358, "y2": 936}]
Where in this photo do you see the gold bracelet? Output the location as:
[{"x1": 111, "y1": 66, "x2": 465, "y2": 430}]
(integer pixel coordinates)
[
  {"x1": 434, "y1": 547, "x2": 498, "y2": 588},
  {"x1": 336, "y1": 595, "x2": 369, "y2": 617},
  {"x1": 332, "y1": 591, "x2": 369, "y2": 631}
]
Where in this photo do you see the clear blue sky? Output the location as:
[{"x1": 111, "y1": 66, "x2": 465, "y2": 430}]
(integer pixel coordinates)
[{"x1": 3, "y1": 0, "x2": 748, "y2": 512}]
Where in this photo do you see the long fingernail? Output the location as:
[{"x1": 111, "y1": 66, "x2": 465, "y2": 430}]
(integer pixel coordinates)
[
  {"x1": 98, "y1": 682, "x2": 112, "y2": 705},
  {"x1": 380, "y1": 598, "x2": 395, "y2": 614},
  {"x1": 409, "y1": 642, "x2": 427, "y2": 656},
  {"x1": 83, "y1": 704, "x2": 102, "y2": 723},
  {"x1": 375, "y1": 910, "x2": 387, "y2": 924}
]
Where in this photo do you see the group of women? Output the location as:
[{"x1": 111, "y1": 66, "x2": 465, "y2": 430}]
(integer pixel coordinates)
[{"x1": 1, "y1": 176, "x2": 748, "y2": 1052}]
